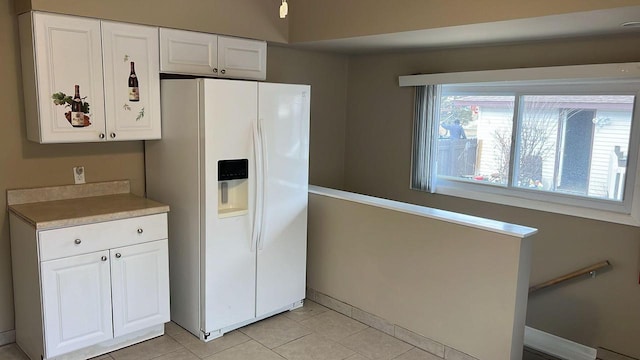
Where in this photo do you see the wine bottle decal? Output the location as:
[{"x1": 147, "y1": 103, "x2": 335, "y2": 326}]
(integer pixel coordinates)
[
  {"x1": 71, "y1": 85, "x2": 84, "y2": 127},
  {"x1": 129, "y1": 62, "x2": 139, "y2": 102},
  {"x1": 52, "y1": 87, "x2": 91, "y2": 127}
]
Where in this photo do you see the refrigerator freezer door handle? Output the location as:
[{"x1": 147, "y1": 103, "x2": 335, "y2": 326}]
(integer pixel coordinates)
[
  {"x1": 251, "y1": 118, "x2": 263, "y2": 252},
  {"x1": 257, "y1": 118, "x2": 268, "y2": 251}
]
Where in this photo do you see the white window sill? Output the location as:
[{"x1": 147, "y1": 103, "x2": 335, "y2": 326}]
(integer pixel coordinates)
[{"x1": 433, "y1": 181, "x2": 640, "y2": 226}]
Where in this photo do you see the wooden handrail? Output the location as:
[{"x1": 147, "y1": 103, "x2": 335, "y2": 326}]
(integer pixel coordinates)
[{"x1": 529, "y1": 260, "x2": 611, "y2": 294}]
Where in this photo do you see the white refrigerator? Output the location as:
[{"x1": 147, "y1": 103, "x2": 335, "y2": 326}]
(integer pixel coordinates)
[{"x1": 145, "y1": 78, "x2": 310, "y2": 341}]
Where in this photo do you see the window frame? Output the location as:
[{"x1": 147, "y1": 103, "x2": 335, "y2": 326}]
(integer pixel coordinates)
[{"x1": 401, "y1": 63, "x2": 640, "y2": 226}]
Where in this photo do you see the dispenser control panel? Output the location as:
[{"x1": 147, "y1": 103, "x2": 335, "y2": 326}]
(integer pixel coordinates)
[
  {"x1": 218, "y1": 159, "x2": 248, "y2": 181},
  {"x1": 217, "y1": 159, "x2": 249, "y2": 217}
]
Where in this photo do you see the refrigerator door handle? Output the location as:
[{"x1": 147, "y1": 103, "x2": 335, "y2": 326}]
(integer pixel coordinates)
[
  {"x1": 251, "y1": 118, "x2": 263, "y2": 252},
  {"x1": 257, "y1": 118, "x2": 268, "y2": 251}
]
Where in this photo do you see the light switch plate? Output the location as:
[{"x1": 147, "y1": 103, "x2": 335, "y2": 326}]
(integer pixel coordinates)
[{"x1": 73, "y1": 166, "x2": 85, "y2": 184}]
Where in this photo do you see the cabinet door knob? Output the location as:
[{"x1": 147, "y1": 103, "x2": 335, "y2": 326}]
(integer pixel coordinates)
[
  {"x1": 101, "y1": 256, "x2": 107, "y2": 261},
  {"x1": 110, "y1": 133, "x2": 116, "y2": 139},
  {"x1": 99, "y1": 133, "x2": 105, "y2": 139},
  {"x1": 74, "y1": 239, "x2": 81, "y2": 245},
  {"x1": 137, "y1": 228, "x2": 143, "y2": 234},
  {"x1": 220, "y1": 69, "x2": 226, "y2": 75},
  {"x1": 212, "y1": 68, "x2": 218, "y2": 73},
  {"x1": 115, "y1": 253, "x2": 122, "y2": 258}
]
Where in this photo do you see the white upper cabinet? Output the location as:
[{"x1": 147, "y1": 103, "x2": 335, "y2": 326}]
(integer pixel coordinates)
[
  {"x1": 159, "y1": 28, "x2": 219, "y2": 76},
  {"x1": 160, "y1": 28, "x2": 266, "y2": 80},
  {"x1": 21, "y1": 12, "x2": 106, "y2": 143},
  {"x1": 19, "y1": 12, "x2": 161, "y2": 143},
  {"x1": 217, "y1": 35, "x2": 267, "y2": 80},
  {"x1": 102, "y1": 21, "x2": 161, "y2": 141}
]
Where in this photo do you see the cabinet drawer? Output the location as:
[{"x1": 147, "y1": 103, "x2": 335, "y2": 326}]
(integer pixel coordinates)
[{"x1": 39, "y1": 213, "x2": 167, "y2": 261}]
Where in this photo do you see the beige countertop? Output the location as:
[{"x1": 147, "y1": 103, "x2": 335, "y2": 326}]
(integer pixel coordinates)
[{"x1": 7, "y1": 181, "x2": 169, "y2": 230}]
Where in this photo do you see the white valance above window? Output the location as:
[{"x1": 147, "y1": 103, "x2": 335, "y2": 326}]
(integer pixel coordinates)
[{"x1": 399, "y1": 62, "x2": 640, "y2": 87}]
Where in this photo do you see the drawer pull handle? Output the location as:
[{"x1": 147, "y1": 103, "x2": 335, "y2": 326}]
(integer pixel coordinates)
[
  {"x1": 74, "y1": 239, "x2": 82, "y2": 245},
  {"x1": 115, "y1": 253, "x2": 122, "y2": 258},
  {"x1": 137, "y1": 228, "x2": 143, "y2": 234},
  {"x1": 101, "y1": 256, "x2": 107, "y2": 261}
]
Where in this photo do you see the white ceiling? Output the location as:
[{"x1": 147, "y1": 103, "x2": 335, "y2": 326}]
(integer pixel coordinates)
[{"x1": 291, "y1": 5, "x2": 640, "y2": 54}]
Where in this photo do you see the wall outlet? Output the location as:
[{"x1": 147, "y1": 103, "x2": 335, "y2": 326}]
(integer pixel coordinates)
[{"x1": 73, "y1": 166, "x2": 86, "y2": 184}]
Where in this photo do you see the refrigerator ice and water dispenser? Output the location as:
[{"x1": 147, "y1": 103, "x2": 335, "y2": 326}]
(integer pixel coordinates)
[{"x1": 217, "y1": 159, "x2": 249, "y2": 218}]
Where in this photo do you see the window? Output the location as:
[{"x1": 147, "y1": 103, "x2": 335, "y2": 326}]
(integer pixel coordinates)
[{"x1": 402, "y1": 63, "x2": 640, "y2": 225}]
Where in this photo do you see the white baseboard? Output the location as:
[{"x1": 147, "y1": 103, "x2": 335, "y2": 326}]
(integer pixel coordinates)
[
  {"x1": 524, "y1": 326, "x2": 597, "y2": 360},
  {"x1": 0, "y1": 329, "x2": 16, "y2": 347}
]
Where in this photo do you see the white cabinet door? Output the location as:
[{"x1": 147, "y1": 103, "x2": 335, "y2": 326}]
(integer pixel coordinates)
[
  {"x1": 159, "y1": 28, "x2": 218, "y2": 76},
  {"x1": 20, "y1": 12, "x2": 162, "y2": 144},
  {"x1": 110, "y1": 240, "x2": 170, "y2": 337},
  {"x1": 218, "y1": 36, "x2": 266, "y2": 80},
  {"x1": 40, "y1": 250, "x2": 113, "y2": 358},
  {"x1": 102, "y1": 22, "x2": 161, "y2": 141},
  {"x1": 27, "y1": 12, "x2": 106, "y2": 143},
  {"x1": 255, "y1": 83, "x2": 310, "y2": 317}
]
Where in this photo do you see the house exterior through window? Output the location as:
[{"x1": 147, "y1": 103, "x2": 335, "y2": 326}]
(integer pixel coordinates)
[
  {"x1": 401, "y1": 63, "x2": 640, "y2": 225},
  {"x1": 439, "y1": 94, "x2": 634, "y2": 201}
]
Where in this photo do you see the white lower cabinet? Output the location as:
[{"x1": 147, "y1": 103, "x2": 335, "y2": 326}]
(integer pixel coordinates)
[
  {"x1": 110, "y1": 241, "x2": 170, "y2": 337},
  {"x1": 9, "y1": 213, "x2": 170, "y2": 360},
  {"x1": 40, "y1": 250, "x2": 114, "y2": 358}
]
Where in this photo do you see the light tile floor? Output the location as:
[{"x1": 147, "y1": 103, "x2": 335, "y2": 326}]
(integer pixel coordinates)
[{"x1": 0, "y1": 300, "x2": 444, "y2": 360}]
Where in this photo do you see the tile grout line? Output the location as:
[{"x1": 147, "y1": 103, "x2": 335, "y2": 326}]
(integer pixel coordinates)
[
  {"x1": 336, "y1": 325, "x2": 376, "y2": 360},
  {"x1": 159, "y1": 331, "x2": 201, "y2": 360},
  {"x1": 390, "y1": 346, "x2": 418, "y2": 360},
  {"x1": 307, "y1": 287, "x2": 482, "y2": 360},
  {"x1": 308, "y1": 288, "x2": 432, "y2": 357}
]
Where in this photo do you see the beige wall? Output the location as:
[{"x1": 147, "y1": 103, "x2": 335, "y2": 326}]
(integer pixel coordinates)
[
  {"x1": 307, "y1": 192, "x2": 533, "y2": 360},
  {"x1": 342, "y1": 34, "x2": 640, "y2": 357},
  {"x1": 0, "y1": 0, "x2": 147, "y2": 334},
  {"x1": 0, "y1": 0, "x2": 348, "y2": 337},
  {"x1": 266, "y1": 45, "x2": 348, "y2": 189},
  {"x1": 289, "y1": 0, "x2": 640, "y2": 42}
]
